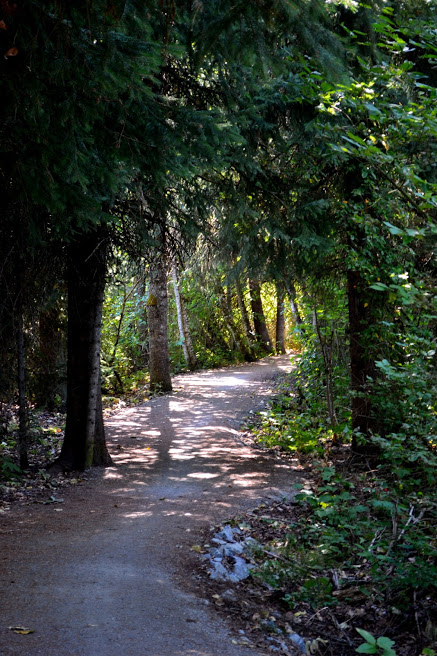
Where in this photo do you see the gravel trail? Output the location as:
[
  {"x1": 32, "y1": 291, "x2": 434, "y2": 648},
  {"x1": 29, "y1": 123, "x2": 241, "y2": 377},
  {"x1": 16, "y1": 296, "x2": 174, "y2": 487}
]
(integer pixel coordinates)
[{"x1": 0, "y1": 354, "x2": 300, "y2": 656}]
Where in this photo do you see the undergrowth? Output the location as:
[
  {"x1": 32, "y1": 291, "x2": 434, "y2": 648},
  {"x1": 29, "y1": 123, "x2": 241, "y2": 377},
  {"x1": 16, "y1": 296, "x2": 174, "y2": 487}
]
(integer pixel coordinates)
[{"x1": 247, "y1": 358, "x2": 437, "y2": 655}]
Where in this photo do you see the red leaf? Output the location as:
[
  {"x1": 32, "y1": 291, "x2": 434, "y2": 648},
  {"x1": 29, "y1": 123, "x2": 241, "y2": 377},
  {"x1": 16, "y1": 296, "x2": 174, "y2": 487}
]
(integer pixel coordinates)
[{"x1": 4, "y1": 46, "x2": 18, "y2": 58}]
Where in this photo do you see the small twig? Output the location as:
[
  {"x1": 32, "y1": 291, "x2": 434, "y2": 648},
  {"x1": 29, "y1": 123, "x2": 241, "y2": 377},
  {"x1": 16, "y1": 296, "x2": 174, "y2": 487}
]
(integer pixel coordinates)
[
  {"x1": 367, "y1": 527, "x2": 386, "y2": 553},
  {"x1": 385, "y1": 505, "x2": 426, "y2": 557},
  {"x1": 330, "y1": 569, "x2": 340, "y2": 590}
]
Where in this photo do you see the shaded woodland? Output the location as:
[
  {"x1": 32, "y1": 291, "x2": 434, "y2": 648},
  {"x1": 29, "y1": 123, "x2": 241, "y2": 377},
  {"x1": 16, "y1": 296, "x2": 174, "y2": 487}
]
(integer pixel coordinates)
[{"x1": 0, "y1": 1, "x2": 436, "y2": 653}]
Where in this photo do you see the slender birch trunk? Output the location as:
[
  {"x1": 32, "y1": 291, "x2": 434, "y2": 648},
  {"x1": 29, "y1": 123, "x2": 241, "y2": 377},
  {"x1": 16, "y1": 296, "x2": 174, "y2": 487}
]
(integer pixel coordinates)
[
  {"x1": 172, "y1": 265, "x2": 190, "y2": 365},
  {"x1": 286, "y1": 282, "x2": 304, "y2": 331},
  {"x1": 171, "y1": 263, "x2": 197, "y2": 370}
]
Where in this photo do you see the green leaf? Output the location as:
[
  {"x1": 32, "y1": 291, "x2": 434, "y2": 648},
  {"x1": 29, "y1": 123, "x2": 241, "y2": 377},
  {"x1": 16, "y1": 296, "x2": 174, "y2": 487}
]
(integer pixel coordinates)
[
  {"x1": 356, "y1": 645, "x2": 378, "y2": 654},
  {"x1": 364, "y1": 102, "x2": 382, "y2": 116},
  {"x1": 345, "y1": 131, "x2": 367, "y2": 146},
  {"x1": 383, "y1": 221, "x2": 403, "y2": 235},
  {"x1": 377, "y1": 636, "x2": 395, "y2": 649},
  {"x1": 369, "y1": 282, "x2": 389, "y2": 291},
  {"x1": 356, "y1": 629, "x2": 377, "y2": 645}
]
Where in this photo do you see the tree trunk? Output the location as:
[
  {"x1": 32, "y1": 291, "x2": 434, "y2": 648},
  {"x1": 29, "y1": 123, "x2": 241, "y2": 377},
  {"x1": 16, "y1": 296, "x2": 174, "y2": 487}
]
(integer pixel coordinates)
[
  {"x1": 171, "y1": 263, "x2": 198, "y2": 370},
  {"x1": 137, "y1": 275, "x2": 149, "y2": 369},
  {"x1": 148, "y1": 256, "x2": 172, "y2": 393},
  {"x1": 275, "y1": 282, "x2": 286, "y2": 354},
  {"x1": 219, "y1": 285, "x2": 255, "y2": 362},
  {"x1": 286, "y1": 282, "x2": 304, "y2": 331},
  {"x1": 17, "y1": 308, "x2": 29, "y2": 470},
  {"x1": 248, "y1": 279, "x2": 273, "y2": 354},
  {"x1": 56, "y1": 228, "x2": 111, "y2": 471},
  {"x1": 93, "y1": 368, "x2": 112, "y2": 466},
  {"x1": 235, "y1": 276, "x2": 256, "y2": 359},
  {"x1": 347, "y1": 268, "x2": 379, "y2": 451},
  {"x1": 314, "y1": 310, "x2": 337, "y2": 431}
]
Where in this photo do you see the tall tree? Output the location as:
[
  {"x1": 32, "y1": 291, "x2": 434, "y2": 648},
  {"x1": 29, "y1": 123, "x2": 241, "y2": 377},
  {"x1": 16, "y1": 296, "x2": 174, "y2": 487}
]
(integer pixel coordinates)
[
  {"x1": 147, "y1": 252, "x2": 173, "y2": 394},
  {"x1": 249, "y1": 280, "x2": 273, "y2": 354},
  {"x1": 56, "y1": 228, "x2": 112, "y2": 470},
  {"x1": 275, "y1": 282, "x2": 286, "y2": 354}
]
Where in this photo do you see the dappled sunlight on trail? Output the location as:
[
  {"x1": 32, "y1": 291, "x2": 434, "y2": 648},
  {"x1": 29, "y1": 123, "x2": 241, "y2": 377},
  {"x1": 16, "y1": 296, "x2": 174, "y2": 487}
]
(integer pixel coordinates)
[
  {"x1": 0, "y1": 354, "x2": 299, "y2": 656},
  {"x1": 103, "y1": 354, "x2": 295, "y2": 516}
]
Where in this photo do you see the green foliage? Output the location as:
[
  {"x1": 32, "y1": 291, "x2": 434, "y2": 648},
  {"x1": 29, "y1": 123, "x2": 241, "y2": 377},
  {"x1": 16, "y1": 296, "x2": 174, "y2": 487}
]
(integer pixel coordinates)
[
  {"x1": 0, "y1": 456, "x2": 22, "y2": 482},
  {"x1": 101, "y1": 265, "x2": 147, "y2": 394},
  {"x1": 250, "y1": 454, "x2": 437, "y2": 629},
  {"x1": 252, "y1": 284, "x2": 352, "y2": 454},
  {"x1": 356, "y1": 629, "x2": 396, "y2": 656}
]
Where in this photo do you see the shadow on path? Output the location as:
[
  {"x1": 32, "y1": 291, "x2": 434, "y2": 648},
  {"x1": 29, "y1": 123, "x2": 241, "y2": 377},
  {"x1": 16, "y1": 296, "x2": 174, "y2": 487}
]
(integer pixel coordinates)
[{"x1": 0, "y1": 354, "x2": 302, "y2": 656}]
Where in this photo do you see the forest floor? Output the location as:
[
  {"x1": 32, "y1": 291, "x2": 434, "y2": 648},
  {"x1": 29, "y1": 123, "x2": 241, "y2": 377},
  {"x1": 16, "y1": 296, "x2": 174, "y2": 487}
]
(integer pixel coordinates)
[
  {"x1": 0, "y1": 353, "x2": 307, "y2": 656},
  {"x1": 0, "y1": 354, "x2": 430, "y2": 656}
]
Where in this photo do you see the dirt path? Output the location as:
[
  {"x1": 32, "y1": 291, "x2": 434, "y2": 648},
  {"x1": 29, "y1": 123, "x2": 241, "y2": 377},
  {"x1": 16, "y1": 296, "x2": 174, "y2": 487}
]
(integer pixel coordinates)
[{"x1": 0, "y1": 354, "x2": 302, "y2": 656}]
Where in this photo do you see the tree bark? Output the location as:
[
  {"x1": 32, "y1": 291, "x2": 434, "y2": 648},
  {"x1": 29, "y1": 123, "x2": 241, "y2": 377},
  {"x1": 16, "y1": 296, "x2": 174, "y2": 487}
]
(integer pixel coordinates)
[
  {"x1": 56, "y1": 228, "x2": 112, "y2": 471},
  {"x1": 137, "y1": 275, "x2": 149, "y2": 369},
  {"x1": 235, "y1": 276, "x2": 255, "y2": 351},
  {"x1": 148, "y1": 255, "x2": 172, "y2": 393},
  {"x1": 275, "y1": 282, "x2": 286, "y2": 354},
  {"x1": 219, "y1": 285, "x2": 255, "y2": 362},
  {"x1": 286, "y1": 282, "x2": 305, "y2": 331},
  {"x1": 93, "y1": 368, "x2": 112, "y2": 466},
  {"x1": 171, "y1": 263, "x2": 198, "y2": 370},
  {"x1": 248, "y1": 279, "x2": 273, "y2": 354}
]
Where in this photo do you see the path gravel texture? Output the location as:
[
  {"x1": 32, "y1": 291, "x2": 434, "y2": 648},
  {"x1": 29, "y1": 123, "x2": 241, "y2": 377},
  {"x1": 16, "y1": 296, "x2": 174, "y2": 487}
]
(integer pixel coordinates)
[{"x1": 0, "y1": 354, "x2": 302, "y2": 656}]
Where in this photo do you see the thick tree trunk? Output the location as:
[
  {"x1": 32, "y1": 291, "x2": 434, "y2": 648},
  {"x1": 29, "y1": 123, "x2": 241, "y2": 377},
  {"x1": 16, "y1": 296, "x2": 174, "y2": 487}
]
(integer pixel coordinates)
[
  {"x1": 248, "y1": 279, "x2": 273, "y2": 354},
  {"x1": 148, "y1": 256, "x2": 172, "y2": 393},
  {"x1": 171, "y1": 263, "x2": 198, "y2": 370},
  {"x1": 56, "y1": 228, "x2": 112, "y2": 471},
  {"x1": 93, "y1": 369, "x2": 112, "y2": 466},
  {"x1": 275, "y1": 282, "x2": 286, "y2": 354}
]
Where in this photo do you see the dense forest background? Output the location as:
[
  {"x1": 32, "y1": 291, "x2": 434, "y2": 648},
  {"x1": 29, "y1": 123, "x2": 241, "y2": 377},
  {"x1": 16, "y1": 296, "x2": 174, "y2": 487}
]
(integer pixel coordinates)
[{"x1": 0, "y1": 1, "x2": 436, "y2": 653}]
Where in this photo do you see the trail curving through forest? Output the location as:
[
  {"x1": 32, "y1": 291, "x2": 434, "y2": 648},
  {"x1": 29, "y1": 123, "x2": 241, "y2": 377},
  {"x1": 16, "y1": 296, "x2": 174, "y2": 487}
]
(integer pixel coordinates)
[{"x1": 0, "y1": 354, "x2": 302, "y2": 656}]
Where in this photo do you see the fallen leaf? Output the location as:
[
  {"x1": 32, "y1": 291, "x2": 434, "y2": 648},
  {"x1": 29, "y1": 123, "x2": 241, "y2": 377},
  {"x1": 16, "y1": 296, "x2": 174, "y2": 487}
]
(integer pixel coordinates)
[
  {"x1": 4, "y1": 46, "x2": 18, "y2": 58},
  {"x1": 190, "y1": 545, "x2": 202, "y2": 553},
  {"x1": 0, "y1": 20, "x2": 7, "y2": 29},
  {"x1": 9, "y1": 626, "x2": 34, "y2": 635}
]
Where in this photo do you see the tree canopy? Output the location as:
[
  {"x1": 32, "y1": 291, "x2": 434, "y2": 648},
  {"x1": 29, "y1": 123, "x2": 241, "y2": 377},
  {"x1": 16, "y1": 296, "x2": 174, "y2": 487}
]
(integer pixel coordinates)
[{"x1": 0, "y1": 2, "x2": 436, "y2": 647}]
